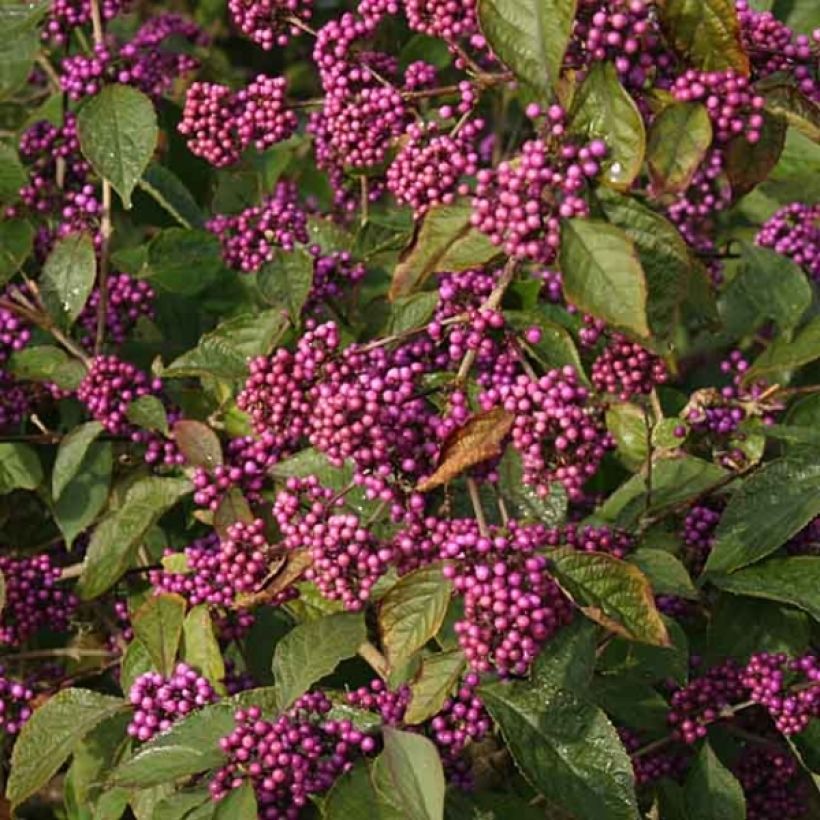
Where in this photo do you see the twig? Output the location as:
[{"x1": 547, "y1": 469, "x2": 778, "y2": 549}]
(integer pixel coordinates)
[
  {"x1": 467, "y1": 477, "x2": 489, "y2": 537},
  {"x1": 95, "y1": 180, "x2": 112, "y2": 354},
  {"x1": 358, "y1": 641, "x2": 389, "y2": 679},
  {"x1": 643, "y1": 406, "x2": 654, "y2": 515},
  {"x1": 9, "y1": 648, "x2": 117, "y2": 661},
  {"x1": 89, "y1": 0, "x2": 103, "y2": 43}
]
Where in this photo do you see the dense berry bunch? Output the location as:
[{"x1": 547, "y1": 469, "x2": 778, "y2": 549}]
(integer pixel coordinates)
[
  {"x1": 0, "y1": 374, "x2": 35, "y2": 431},
  {"x1": 404, "y1": 0, "x2": 478, "y2": 40},
  {"x1": 387, "y1": 119, "x2": 483, "y2": 217},
  {"x1": 0, "y1": 305, "x2": 31, "y2": 364},
  {"x1": 682, "y1": 501, "x2": 723, "y2": 573},
  {"x1": 228, "y1": 0, "x2": 314, "y2": 49},
  {"x1": 210, "y1": 695, "x2": 375, "y2": 817},
  {"x1": 78, "y1": 273, "x2": 155, "y2": 347},
  {"x1": 207, "y1": 182, "x2": 308, "y2": 272},
  {"x1": 0, "y1": 555, "x2": 77, "y2": 646},
  {"x1": 127, "y1": 664, "x2": 218, "y2": 742},
  {"x1": 543, "y1": 522, "x2": 635, "y2": 558},
  {"x1": 591, "y1": 334, "x2": 669, "y2": 400},
  {"x1": 0, "y1": 672, "x2": 34, "y2": 737},
  {"x1": 618, "y1": 728, "x2": 690, "y2": 785},
  {"x1": 77, "y1": 355, "x2": 162, "y2": 435},
  {"x1": 471, "y1": 122, "x2": 606, "y2": 263},
  {"x1": 480, "y1": 368, "x2": 612, "y2": 501},
  {"x1": 736, "y1": 745, "x2": 809, "y2": 820},
  {"x1": 44, "y1": 0, "x2": 126, "y2": 45},
  {"x1": 442, "y1": 520, "x2": 574, "y2": 676},
  {"x1": 307, "y1": 249, "x2": 367, "y2": 310},
  {"x1": 756, "y1": 202, "x2": 820, "y2": 281}
]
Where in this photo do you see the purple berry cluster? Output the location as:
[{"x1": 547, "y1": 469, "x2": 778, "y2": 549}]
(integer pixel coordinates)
[
  {"x1": 0, "y1": 304, "x2": 31, "y2": 365},
  {"x1": 307, "y1": 249, "x2": 366, "y2": 311},
  {"x1": 618, "y1": 727, "x2": 689, "y2": 785},
  {"x1": 0, "y1": 555, "x2": 77, "y2": 647},
  {"x1": 756, "y1": 202, "x2": 820, "y2": 281},
  {"x1": 543, "y1": 522, "x2": 635, "y2": 558},
  {"x1": 43, "y1": 0, "x2": 126, "y2": 45},
  {"x1": 682, "y1": 501, "x2": 724, "y2": 573},
  {"x1": 77, "y1": 355, "x2": 162, "y2": 435},
  {"x1": 210, "y1": 694, "x2": 375, "y2": 818},
  {"x1": 736, "y1": 745, "x2": 809, "y2": 820},
  {"x1": 441, "y1": 520, "x2": 574, "y2": 676},
  {"x1": 127, "y1": 663, "x2": 218, "y2": 742},
  {"x1": 404, "y1": 0, "x2": 478, "y2": 41},
  {"x1": 786, "y1": 515, "x2": 820, "y2": 556},
  {"x1": 78, "y1": 273, "x2": 155, "y2": 347},
  {"x1": 0, "y1": 374, "x2": 35, "y2": 432},
  {"x1": 207, "y1": 182, "x2": 308, "y2": 272},
  {"x1": 179, "y1": 75, "x2": 297, "y2": 167},
  {"x1": 0, "y1": 671, "x2": 34, "y2": 737},
  {"x1": 480, "y1": 368, "x2": 612, "y2": 502},
  {"x1": 228, "y1": 0, "x2": 314, "y2": 49},
  {"x1": 471, "y1": 118, "x2": 606, "y2": 263},
  {"x1": 591, "y1": 333, "x2": 669, "y2": 401}
]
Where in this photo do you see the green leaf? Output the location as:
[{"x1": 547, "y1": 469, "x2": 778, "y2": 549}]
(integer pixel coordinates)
[
  {"x1": 77, "y1": 85, "x2": 158, "y2": 209},
  {"x1": 374, "y1": 728, "x2": 446, "y2": 820},
  {"x1": 272, "y1": 611, "x2": 366, "y2": 708},
  {"x1": 0, "y1": 443, "x2": 42, "y2": 493},
  {"x1": 258, "y1": 247, "x2": 315, "y2": 322},
  {"x1": 704, "y1": 456, "x2": 820, "y2": 575},
  {"x1": 53, "y1": 421, "x2": 105, "y2": 500},
  {"x1": 389, "y1": 204, "x2": 499, "y2": 300},
  {"x1": 709, "y1": 557, "x2": 820, "y2": 622},
  {"x1": 0, "y1": 26, "x2": 38, "y2": 101},
  {"x1": 531, "y1": 617, "x2": 597, "y2": 691},
  {"x1": 477, "y1": 0, "x2": 577, "y2": 98},
  {"x1": 127, "y1": 395, "x2": 169, "y2": 436},
  {"x1": 0, "y1": 142, "x2": 25, "y2": 203},
  {"x1": 322, "y1": 761, "x2": 404, "y2": 820},
  {"x1": 378, "y1": 565, "x2": 452, "y2": 671},
  {"x1": 724, "y1": 112, "x2": 787, "y2": 197},
  {"x1": 647, "y1": 102, "x2": 713, "y2": 194},
  {"x1": 154, "y1": 789, "x2": 213, "y2": 820},
  {"x1": 109, "y1": 702, "x2": 236, "y2": 787},
  {"x1": 139, "y1": 164, "x2": 205, "y2": 229},
  {"x1": 720, "y1": 243, "x2": 812, "y2": 335},
  {"x1": 0, "y1": 219, "x2": 34, "y2": 284},
  {"x1": 550, "y1": 549, "x2": 670, "y2": 646},
  {"x1": 172, "y1": 420, "x2": 223, "y2": 469},
  {"x1": 8, "y1": 345, "x2": 70, "y2": 383},
  {"x1": 213, "y1": 781, "x2": 257, "y2": 820},
  {"x1": 570, "y1": 63, "x2": 645, "y2": 191},
  {"x1": 591, "y1": 677, "x2": 669, "y2": 734},
  {"x1": 606, "y1": 403, "x2": 649, "y2": 471},
  {"x1": 498, "y1": 447, "x2": 568, "y2": 525},
  {"x1": 404, "y1": 651, "x2": 467, "y2": 725},
  {"x1": 559, "y1": 219, "x2": 649, "y2": 338},
  {"x1": 7, "y1": 689, "x2": 125, "y2": 808},
  {"x1": 182, "y1": 605, "x2": 226, "y2": 685},
  {"x1": 0, "y1": 1, "x2": 51, "y2": 36},
  {"x1": 39, "y1": 233, "x2": 97, "y2": 328},
  {"x1": 630, "y1": 550, "x2": 699, "y2": 600},
  {"x1": 120, "y1": 639, "x2": 154, "y2": 696},
  {"x1": 145, "y1": 229, "x2": 223, "y2": 295},
  {"x1": 479, "y1": 678, "x2": 638, "y2": 820},
  {"x1": 388, "y1": 292, "x2": 439, "y2": 336},
  {"x1": 78, "y1": 477, "x2": 192, "y2": 599},
  {"x1": 659, "y1": 0, "x2": 750, "y2": 73},
  {"x1": 132, "y1": 594, "x2": 186, "y2": 676},
  {"x1": 54, "y1": 441, "x2": 112, "y2": 548},
  {"x1": 747, "y1": 314, "x2": 820, "y2": 380},
  {"x1": 761, "y1": 83, "x2": 820, "y2": 143},
  {"x1": 505, "y1": 308, "x2": 586, "y2": 377},
  {"x1": 685, "y1": 742, "x2": 746, "y2": 820},
  {"x1": 596, "y1": 189, "x2": 693, "y2": 341}
]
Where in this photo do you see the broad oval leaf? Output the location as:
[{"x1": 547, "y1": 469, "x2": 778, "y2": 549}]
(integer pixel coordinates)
[
  {"x1": 747, "y1": 314, "x2": 820, "y2": 380},
  {"x1": 213, "y1": 781, "x2": 257, "y2": 820},
  {"x1": 132, "y1": 594, "x2": 187, "y2": 677},
  {"x1": 684, "y1": 742, "x2": 746, "y2": 820},
  {"x1": 0, "y1": 443, "x2": 42, "y2": 494},
  {"x1": 52, "y1": 421, "x2": 104, "y2": 500},
  {"x1": 404, "y1": 650, "x2": 466, "y2": 725},
  {"x1": 145, "y1": 229, "x2": 223, "y2": 295},
  {"x1": 0, "y1": 220, "x2": 34, "y2": 285},
  {"x1": 258, "y1": 247, "x2": 315, "y2": 322},
  {"x1": 647, "y1": 102, "x2": 713, "y2": 194},
  {"x1": 127, "y1": 395, "x2": 169, "y2": 436},
  {"x1": 182, "y1": 605, "x2": 226, "y2": 685},
  {"x1": 77, "y1": 84, "x2": 158, "y2": 209},
  {"x1": 173, "y1": 420, "x2": 223, "y2": 469}
]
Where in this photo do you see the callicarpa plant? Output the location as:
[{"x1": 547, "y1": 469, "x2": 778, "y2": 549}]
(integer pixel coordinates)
[{"x1": 0, "y1": 0, "x2": 818, "y2": 818}]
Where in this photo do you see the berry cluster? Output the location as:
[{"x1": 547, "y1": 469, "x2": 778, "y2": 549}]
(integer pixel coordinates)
[
  {"x1": 591, "y1": 334, "x2": 669, "y2": 401},
  {"x1": 43, "y1": 0, "x2": 126, "y2": 45},
  {"x1": 736, "y1": 744, "x2": 809, "y2": 820},
  {"x1": 756, "y1": 202, "x2": 820, "y2": 281},
  {"x1": 682, "y1": 501, "x2": 724, "y2": 573},
  {"x1": 127, "y1": 664, "x2": 218, "y2": 742},
  {"x1": 228, "y1": 0, "x2": 314, "y2": 49},
  {"x1": 618, "y1": 727, "x2": 690, "y2": 785},
  {"x1": 543, "y1": 522, "x2": 635, "y2": 559},
  {"x1": 0, "y1": 672, "x2": 34, "y2": 737},
  {"x1": 78, "y1": 273, "x2": 155, "y2": 347}
]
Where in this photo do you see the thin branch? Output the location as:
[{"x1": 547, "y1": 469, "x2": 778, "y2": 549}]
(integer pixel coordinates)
[
  {"x1": 467, "y1": 477, "x2": 489, "y2": 537},
  {"x1": 358, "y1": 641, "x2": 390, "y2": 679},
  {"x1": 95, "y1": 180, "x2": 112, "y2": 354}
]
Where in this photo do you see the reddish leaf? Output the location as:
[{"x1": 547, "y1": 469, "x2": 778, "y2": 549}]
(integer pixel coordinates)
[{"x1": 173, "y1": 420, "x2": 223, "y2": 469}]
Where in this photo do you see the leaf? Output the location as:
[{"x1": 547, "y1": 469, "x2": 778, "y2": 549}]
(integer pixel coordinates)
[
  {"x1": 592, "y1": 677, "x2": 669, "y2": 734},
  {"x1": 685, "y1": 742, "x2": 746, "y2": 820},
  {"x1": 182, "y1": 606, "x2": 226, "y2": 685},
  {"x1": 404, "y1": 651, "x2": 467, "y2": 725},
  {"x1": 109, "y1": 702, "x2": 237, "y2": 787},
  {"x1": 272, "y1": 611, "x2": 366, "y2": 708},
  {"x1": 761, "y1": 83, "x2": 820, "y2": 143},
  {"x1": 709, "y1": 557, "x2": 820, "y2": 622},
  {"x1": 549, "y1": 549, "x2": 670, "y2": 646},
  {"x1": 389, "y1": 204, "x2": 499, "y2": 300},
  {"x1": 378, "y1": 566, "x2": 452, "y2": 671},
  {"x1": 559, "y1": 219, "x2": 649, "y2": 338},
  {"x1": 505, "y1": 308, "x2": 586, "y2": 377},
  {"x1": 596, "y1": 189, "x2": 693, "y2": 341},
  {"x1": 154, "y1": 789, "x2": 213, "y2": 820},
  {"x1": 531, "y1": 617, "x2": 597, "y2": 691},
  {"x1": 0, "y1": 443, "x2": 42, "y2": 494},
  {"x1": 7, "y1": 689, "x2": 125, "y2": 808},
  {"x1": 724, "y1": 112, "x2": 787, "y2": 196},
  {"x1": 53, "y1": 421, "x2": 105, "y2": 500},
  {"x1": 388, "y1": 292, "x2": 439, "y2": 336},
  {"x1": 570, "y1": 63, "x2": 646, "y2": 191},
  {"x1": 479, "y1": 678, "x2": 638, "y2": 820},
  {"x1": 213, "y1": 487, "x2": 254, "y2": 540},
  {"x1": 498, "y1": 447, "x2": 568, "y2": 525},
  {"x1": 78, "y1": 477, "x2": 192, "y2": 599},
  {"x1": 54, "y1": 442, "x2": 113, "y2": 548},
  {"x1": 0, "y1": 142, "x2": 26, "y2": 203},
  {"x1": 606, "y1": 403, "x2": 649, "y2": 471},
  {"x1": 417, "y1": 408, "x2": 514, "y2": 491},
  {"x1": 0, "y1": 220, "x2": 33, "y2": 284},
  {"x1": 146, "y1": 229, "x2": 223, "y2": 295},
  {"x1": 630, "y1": 550, "x2": 699, "y2": 600},
  {"x1": 647, "y1": 103, "x2": 713, "y2": 194},
  {"x1": 132, "y1": 594, "x2": 186, "y2": 677},
  {"x1": 39, "y1": 233, "x2": 96, "y2": 328},
  {"x1": 374, "y1": 728, "x2": 446, "y2": 820},
  {"x1": 8, "y1": 345, "x2": 70, "y2": 383},
  {"x1": 477, "y1": 0, "x2": 577, "y2": 98},
  {"x1": 139, "y1": 164, "x2": 205, "y2": 229},
  {"x1": 77, "y1": 84, "x2": 158, "y2": 209},
  {"x1": 127, "y1": 396, "x2": 169, "y2": 436},
  {"x1": 0, "y1": 1, "x2": 51, "y2": 36},
  {"x1": 258, "y1": 247, "x2": 315, "y2": 322},
  {"x1": 120, "y1": 639, "x2": 154, "y2": 696},
  {"x1": 0, "y1": 27, "x2": 38, "y2": 101},
  {"x1": 659, "y1": 0, "x2": 750, "y2": 74},
  {"x1": 720, "y1": 243, "x2": 811, "y2": 335},
  {"x1": 213, "y1": 781, "x2": 257, "y2": 820},
  {"x1": 704, "y1": 456, "x2": 820, "y2": 575},
  {"x1": 322, "y1": 761, "x2": 404, "y2": 820},
  {"x1": 747, "y1": 314, "x2": 820, "y2": 379},
  {"x1": 173, "y1": 420, "x2": 223, "y2": 469}
]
